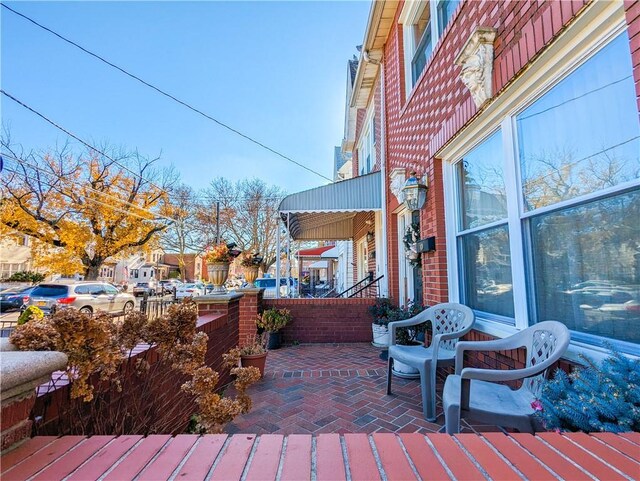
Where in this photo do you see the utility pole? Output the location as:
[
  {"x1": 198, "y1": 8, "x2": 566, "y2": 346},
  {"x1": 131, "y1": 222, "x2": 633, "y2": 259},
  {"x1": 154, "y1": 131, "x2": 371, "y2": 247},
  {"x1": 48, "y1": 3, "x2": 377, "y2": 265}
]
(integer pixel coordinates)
[{"x1": 215, "y1": 201, "x2": 220, "y2": 244}]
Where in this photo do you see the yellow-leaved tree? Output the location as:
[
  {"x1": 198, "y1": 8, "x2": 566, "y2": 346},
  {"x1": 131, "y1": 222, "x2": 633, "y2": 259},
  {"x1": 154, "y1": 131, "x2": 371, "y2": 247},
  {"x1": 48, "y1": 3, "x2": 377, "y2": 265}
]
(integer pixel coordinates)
[{"x1": 1, "y1": 142, "x2": 176, "y2": 279}]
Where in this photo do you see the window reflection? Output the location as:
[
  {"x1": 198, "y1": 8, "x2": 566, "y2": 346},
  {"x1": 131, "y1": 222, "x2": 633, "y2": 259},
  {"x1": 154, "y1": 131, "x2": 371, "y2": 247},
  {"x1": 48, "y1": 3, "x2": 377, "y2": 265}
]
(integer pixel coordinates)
[
  {"x1": 517, "y1": 33, "x2": 640, "y2": 211},
  {"x1": 459, "y1": 225, "x2": 514, "y2": 318},
  {"x1": 458, "y1": 131, "x2": 507, "y2": 230},
  {"x1": 530, "y1": 190, "x2": 640, "y2": 343}
]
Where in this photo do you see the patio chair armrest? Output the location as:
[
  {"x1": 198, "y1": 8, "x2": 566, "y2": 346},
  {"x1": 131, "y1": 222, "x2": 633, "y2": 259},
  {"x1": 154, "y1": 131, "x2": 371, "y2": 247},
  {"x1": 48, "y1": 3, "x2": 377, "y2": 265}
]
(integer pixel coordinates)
[
  {"x1": 454, "y1": 338, "x2": 522, "y2": 374},
  {"x1": 388, "y1": 318, "x2": 431, "y2": 345},
  {"x1": 460, "y1": 365, "x2": 545, "y2": 383}
]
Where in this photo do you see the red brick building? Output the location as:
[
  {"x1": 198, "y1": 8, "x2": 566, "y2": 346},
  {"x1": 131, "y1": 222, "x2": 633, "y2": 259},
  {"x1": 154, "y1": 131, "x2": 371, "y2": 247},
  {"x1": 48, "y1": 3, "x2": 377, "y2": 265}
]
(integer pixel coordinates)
[{"x1": 282, "y1": 0, "x2": 639, "y2": 360}]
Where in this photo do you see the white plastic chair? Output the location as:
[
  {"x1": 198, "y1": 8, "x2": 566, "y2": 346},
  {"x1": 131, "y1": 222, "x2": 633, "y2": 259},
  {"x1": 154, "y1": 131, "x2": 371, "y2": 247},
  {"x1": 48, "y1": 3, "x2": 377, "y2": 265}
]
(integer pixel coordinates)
[
  {"x1": 443, "y1": 321, "x2": 570, "y2": 434},
  {"x1": 386, "y1": 303, "x2": 475, "y2": 421}
]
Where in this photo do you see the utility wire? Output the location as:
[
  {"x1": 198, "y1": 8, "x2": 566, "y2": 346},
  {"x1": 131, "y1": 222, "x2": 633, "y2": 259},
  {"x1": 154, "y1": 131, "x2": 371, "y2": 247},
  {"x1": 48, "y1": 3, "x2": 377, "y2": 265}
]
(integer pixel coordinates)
[
  {"x1": 3, "y1": 166, "x2": 168, "y2": 223},
  {"x1": 1, "y1": 152, "x2": 177, "y2": 222},
  {"x1": 1, "y1": 89, "x2": 175, "y2": 198},
  {"x1": 2, "y1": 3, "x2": 333, "y2": 183}
]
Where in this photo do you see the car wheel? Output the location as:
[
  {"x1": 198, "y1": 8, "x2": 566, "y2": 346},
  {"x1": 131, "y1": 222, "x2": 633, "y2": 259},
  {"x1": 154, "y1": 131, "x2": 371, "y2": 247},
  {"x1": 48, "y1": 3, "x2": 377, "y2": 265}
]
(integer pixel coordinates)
[
  {"x1": 123, "y1": 301, "x2": 134, "y2": 314},
  {"x1": 79, "y1": 306, "x2": 93, "y2": 315}
]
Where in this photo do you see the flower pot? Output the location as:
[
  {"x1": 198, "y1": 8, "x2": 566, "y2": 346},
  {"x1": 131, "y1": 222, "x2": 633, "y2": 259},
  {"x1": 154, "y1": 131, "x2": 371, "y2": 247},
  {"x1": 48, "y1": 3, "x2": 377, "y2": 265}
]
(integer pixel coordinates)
[
  {"x1": 207, "y1": 262, "x2": 230, "y2": 294},
  {"x1": 392, "y1": 359, "x2": 420, "y2": 379},
  {"x1": 372, "y1": 323, "x2": 390, "y2": 347},
  {"x1": 267, "y1": 331, "x2": 281, "y2": 350},
  {"x1": 243, "y1": 266, "x2": 259, "y2": 288},
  {"x1": 241, "y1": 352, "x2": 267, "y2": 377}
]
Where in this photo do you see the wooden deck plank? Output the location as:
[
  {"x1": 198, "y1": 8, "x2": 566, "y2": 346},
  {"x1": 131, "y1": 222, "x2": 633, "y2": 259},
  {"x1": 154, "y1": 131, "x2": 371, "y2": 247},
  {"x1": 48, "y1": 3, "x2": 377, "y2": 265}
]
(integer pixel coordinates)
[
  {"x1": 2, "y1": 436, "x2": 85, "y2": 481},
  {"x1": 568, "y1": 433, "x2": 640, "y2": 479},
  {"x1": 426, "y1": 434, "x2": 483, "y2": 481},
  {"x1": 511, "y1": 433, "x2": 591, "y2": 481},
  {"x1": 280, "y1": 434, "x2": 312, "y2": 481},
  {"x1": 0, "y1": 436, "x2": 57, "y2": 475},
  {"x1": 538, "y1": 432, "x2": 626, "y2": 481},
  {"x1": 372, "y1": 433, "x2": 415, "y2": 481},
  {"x1": 138, "y1": 435, "x2": 199, "y2": 481},
  {"x1": 32, "y1": 436, "x2": 115, "y2": 481},
  {"x1": 316, "y1": 433, "x2": 346, "y2": 481},
  {"x1": 344, "y1": 433, "x2": 381, "y2": 481},
  {"x1": 455, "y1": 434, "x2": 523, "y2": 481},
  {"x1": 103, "y1": 435, "x2": 171, "y2": 481},
  {"x1": 621, "y1": 432, "x2": 640, "y2": 445},
  {"x1": 399, "y1": 433, "x2": 451, "y2": 481},
  {"x1": 209, "y1": 434, "x2": 255, "y2": 481},
  {"x1": 591, "y1": 433, "x2": 640, "y2": 461},
  {"x1": 482, "y1": 433, "x2": 556, "y2": 481},
  {"x1": 173, "y1": 435, "x2": 227, "y2": 481},
  {"x1": 245, "y1": 434, "x2": 284, "y2": 481},
  {"x1": 67, "y1": 436, "x2": 142, "y2": 481}
]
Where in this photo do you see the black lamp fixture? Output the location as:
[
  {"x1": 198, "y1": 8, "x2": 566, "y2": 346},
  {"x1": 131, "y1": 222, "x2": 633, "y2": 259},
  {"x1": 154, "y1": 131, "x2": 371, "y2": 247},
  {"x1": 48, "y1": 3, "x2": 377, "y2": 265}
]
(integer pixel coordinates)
[
  {"x1": 402, "y1": 171, "x2": 428, "y2": 211},
  {"x1": 366, "y1": 231, "x2": 375, "y2": 243}
]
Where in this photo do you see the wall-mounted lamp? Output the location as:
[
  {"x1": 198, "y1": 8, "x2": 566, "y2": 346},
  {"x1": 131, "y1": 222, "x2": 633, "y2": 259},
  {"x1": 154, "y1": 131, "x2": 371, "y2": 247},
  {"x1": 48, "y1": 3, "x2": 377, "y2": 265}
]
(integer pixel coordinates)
[
  {"x1": 366, "y1": 231, "x2": 375, "y2": 243},
  {"x1": 402, "y1": 171, "x2": 428, "y2": 212}
]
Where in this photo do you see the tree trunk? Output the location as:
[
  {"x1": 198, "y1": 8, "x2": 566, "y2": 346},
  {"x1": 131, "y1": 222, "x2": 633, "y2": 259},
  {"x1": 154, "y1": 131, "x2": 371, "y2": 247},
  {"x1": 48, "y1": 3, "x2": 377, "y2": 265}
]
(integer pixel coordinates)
[{"x1": 84, "y1": 263, "x2": 101, "y2": 280}]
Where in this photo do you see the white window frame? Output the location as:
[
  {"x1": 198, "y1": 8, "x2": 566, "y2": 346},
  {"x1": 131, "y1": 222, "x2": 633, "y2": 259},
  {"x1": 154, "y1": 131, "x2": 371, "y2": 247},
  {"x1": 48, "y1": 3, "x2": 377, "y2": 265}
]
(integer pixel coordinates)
[
  {"x1": 399, "y1": 0, "x2": 459, "y2": 95},
  {"x1": 441, "y1": 1, "x2": 639, "y2": 359},
  {"x1": 356, "y1": 237, "x2": 369, "y2": 281},
  {"x1": 357, "y1": 105, "x2": 376, "y2": 175}
]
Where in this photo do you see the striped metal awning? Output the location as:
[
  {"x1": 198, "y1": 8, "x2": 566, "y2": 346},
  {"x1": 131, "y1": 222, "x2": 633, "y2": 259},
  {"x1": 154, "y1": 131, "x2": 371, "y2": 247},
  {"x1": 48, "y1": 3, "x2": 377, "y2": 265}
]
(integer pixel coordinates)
[{"x1": 279, "y1": 172, "x2": 381, "y2": 240}]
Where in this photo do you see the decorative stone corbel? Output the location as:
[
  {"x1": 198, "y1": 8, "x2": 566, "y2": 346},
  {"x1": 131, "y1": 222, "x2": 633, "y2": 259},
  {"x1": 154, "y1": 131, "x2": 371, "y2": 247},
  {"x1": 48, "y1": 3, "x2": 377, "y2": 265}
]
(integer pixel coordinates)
[
  {"x1": 389, "y1": 168, "x2": 406, "y2": 204},
  {"x1": 454, "y1": 27, "x2": 497, "y2": 108}
]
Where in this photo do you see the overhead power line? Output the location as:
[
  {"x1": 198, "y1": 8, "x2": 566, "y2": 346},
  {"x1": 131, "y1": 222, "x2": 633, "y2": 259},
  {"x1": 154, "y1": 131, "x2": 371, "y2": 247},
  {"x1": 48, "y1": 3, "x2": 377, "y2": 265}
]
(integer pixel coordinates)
[
  {"x1": 0, "y1": 89, "x2": 176, "y2": 198},
  {"x1": 2, "y1": 3, "x2": 333, "y2": 183},
  {"x1": 1, "y1": 152, "x2": 176, "y2": 222}
]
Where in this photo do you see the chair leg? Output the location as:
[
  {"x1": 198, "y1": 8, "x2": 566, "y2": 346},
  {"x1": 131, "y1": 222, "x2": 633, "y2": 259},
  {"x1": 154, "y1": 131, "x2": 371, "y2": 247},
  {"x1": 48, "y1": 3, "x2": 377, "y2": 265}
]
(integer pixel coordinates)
[
  {"x1": 386, "y1": 356, "x2": 393, "y2": 395},
  {"x1": 445, "y1": 402, "x2": 460, "y2": 434},
  {"x1": 418, "y1": 365, "x2": 435, "y2": 422}
]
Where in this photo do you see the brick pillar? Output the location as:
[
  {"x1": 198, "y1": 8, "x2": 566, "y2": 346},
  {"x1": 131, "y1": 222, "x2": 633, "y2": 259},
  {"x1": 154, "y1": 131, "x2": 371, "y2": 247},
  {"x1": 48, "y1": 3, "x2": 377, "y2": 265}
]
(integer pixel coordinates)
[
  {"x1": 236, "y1": 288, "x2": 263, "y2": 348},
  {"x1": 1, "y1": 340, "x2": 67, "y2": 453}
]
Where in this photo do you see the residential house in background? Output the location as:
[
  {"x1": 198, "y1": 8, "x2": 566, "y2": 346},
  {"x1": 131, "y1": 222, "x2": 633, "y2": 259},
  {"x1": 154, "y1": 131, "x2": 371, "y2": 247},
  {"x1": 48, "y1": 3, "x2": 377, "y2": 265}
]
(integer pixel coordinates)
[
  {"x1": 352, "y1": 0, "x2": 639, "y2": 357},
  {"x1": 0, "y1": 235, "x2": 41, "y2": 279},
  {"x1": 163, "y1": 253, "x2": 204, "y2": 282}
]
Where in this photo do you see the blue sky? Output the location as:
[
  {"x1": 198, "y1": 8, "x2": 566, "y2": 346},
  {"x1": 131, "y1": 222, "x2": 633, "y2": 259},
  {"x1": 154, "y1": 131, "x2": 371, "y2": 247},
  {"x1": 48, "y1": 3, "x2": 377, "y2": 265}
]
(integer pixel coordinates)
[{"x1": 1, "y1": 1, "x2": 370, "y2": 193}]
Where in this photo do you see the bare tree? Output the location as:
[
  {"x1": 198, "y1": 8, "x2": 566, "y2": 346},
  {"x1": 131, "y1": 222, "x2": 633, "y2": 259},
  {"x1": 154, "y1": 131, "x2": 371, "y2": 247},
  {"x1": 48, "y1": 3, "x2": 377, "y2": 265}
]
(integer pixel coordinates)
[
  {"x1": 201, "y1": 178, "x2": 285, "y2": 273},
  {"x1": 160, "y1": 184, "x2": 206, "y2": 281}
]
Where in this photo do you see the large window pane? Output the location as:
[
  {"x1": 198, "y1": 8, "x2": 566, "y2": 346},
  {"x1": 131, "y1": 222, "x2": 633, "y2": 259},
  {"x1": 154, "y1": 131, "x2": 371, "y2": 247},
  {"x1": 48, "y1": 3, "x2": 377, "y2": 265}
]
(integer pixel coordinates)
[
  {"x1": 517, "y1": 33, "x2": 640, "y2": 211},
  {"x1": 458, "y1": 131, "x2": 507, "y2": 230},
  {"x1": 459, "y1": 224, "x2": 514, "y2": 318},
  {"x1": 530, "y1": 190, "x2": 640, "y2": 344},
  {"x1": 437, "y1": 0, "x2": 459, "y2": 35}
]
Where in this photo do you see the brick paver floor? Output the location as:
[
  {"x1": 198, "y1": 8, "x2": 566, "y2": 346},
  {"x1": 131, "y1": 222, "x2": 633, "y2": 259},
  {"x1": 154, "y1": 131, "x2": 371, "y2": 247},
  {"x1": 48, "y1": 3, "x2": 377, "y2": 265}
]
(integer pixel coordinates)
[{"x1": 225, "y1": 343, "x2": 503, "y2": 435}]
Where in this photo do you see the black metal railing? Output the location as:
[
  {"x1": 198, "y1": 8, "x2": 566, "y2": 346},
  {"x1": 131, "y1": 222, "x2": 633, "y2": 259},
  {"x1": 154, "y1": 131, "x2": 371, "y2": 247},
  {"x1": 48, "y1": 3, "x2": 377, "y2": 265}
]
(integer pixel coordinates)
[{"x1": 336, "y1": 273, "x2": 384, "y2": 298}]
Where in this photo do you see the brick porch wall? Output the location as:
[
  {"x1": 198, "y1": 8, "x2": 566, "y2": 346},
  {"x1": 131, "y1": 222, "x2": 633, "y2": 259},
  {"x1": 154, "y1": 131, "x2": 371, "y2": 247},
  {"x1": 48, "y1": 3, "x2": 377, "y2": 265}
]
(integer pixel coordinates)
[
  {"x1": 263, "y1": 298, "x2": 377, "y2": 343},
  {"x1": 31, "y1": 304, "x2": 240, "y2": 436}
]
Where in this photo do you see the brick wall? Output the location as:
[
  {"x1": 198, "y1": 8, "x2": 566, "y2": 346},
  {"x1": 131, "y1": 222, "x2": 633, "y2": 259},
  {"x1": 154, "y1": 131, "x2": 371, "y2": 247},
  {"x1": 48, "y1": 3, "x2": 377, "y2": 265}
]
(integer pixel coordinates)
[
  {"x1": 626, "y1": 0, "x2": 640, "y2": 111},
  {"x1": 382, "y1": 0, "x2": 591, "y2": 306},
  {"x1": 32, "y1": 303, "x2": 240, "y2": 436},
  {"x1": 263, "y1": 298, "x2": 377, "y2": 343},
  {"x1": 238, "y1": 289, "x2": 263, "y2": 347}
]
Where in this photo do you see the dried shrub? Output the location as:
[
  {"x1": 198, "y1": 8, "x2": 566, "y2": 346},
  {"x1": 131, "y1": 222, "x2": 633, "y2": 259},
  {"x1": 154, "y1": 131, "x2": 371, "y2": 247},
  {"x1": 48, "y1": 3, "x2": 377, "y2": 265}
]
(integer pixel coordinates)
[{"x1": 10, "y1": 298, "x2": 261, "y2": 435}]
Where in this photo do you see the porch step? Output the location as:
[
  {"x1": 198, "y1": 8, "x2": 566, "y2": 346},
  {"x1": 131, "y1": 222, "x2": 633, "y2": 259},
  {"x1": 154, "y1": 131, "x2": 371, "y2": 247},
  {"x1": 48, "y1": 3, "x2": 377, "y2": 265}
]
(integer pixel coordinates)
[{"x1": 2, "y1": 432, "x2": 638, "y2": 480}]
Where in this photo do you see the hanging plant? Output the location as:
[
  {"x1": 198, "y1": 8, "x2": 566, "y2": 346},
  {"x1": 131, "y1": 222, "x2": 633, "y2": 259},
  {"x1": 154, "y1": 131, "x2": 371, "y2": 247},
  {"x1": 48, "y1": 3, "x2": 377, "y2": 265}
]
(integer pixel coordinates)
[{"x1": 403, "y1": 222, "x2": 421, "y2": 267}]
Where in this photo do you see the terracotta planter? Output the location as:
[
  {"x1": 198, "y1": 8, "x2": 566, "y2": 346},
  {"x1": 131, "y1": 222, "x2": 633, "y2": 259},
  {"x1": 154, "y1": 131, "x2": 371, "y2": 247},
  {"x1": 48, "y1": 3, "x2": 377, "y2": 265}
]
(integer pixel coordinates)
[
  {"x1": 207, "y1": 262, "x2": 229, "y2": 294},
  {"x1": 240, "y1": 352, "x2": 267, "y2": 377},
  {"x1": 243, "y1": 266, "x2": 259, "y2": 288}
]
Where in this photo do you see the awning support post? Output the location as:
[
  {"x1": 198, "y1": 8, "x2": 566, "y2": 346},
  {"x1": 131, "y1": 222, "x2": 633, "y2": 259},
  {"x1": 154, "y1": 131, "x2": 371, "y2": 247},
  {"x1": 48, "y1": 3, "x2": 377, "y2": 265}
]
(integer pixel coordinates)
[{"x1": 276, "y1": 216, "x2": 281, "y2": 299}]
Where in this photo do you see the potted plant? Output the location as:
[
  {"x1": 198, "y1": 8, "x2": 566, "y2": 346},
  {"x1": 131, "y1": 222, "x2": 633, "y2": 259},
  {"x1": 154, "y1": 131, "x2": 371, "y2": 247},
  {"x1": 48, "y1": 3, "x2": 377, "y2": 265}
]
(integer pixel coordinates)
[
  {"x1": 238, "y1": 252, "x2": 263, "y2": 288},
  {"x1": 237, "y1": 332, "x2": 269, "y2": 377},
  {"x1": 256, "y1": 308, "x2": 292, "y2": 349},
  {"x1": 390, "y1": 303, "x2": 427, "y2": 379},
  {"x1": 369, "y1": 298, "x2": 395, "y2": 347},
  {"x1": 204, "y1": 242, "x2": 240, "y2": 294}
]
